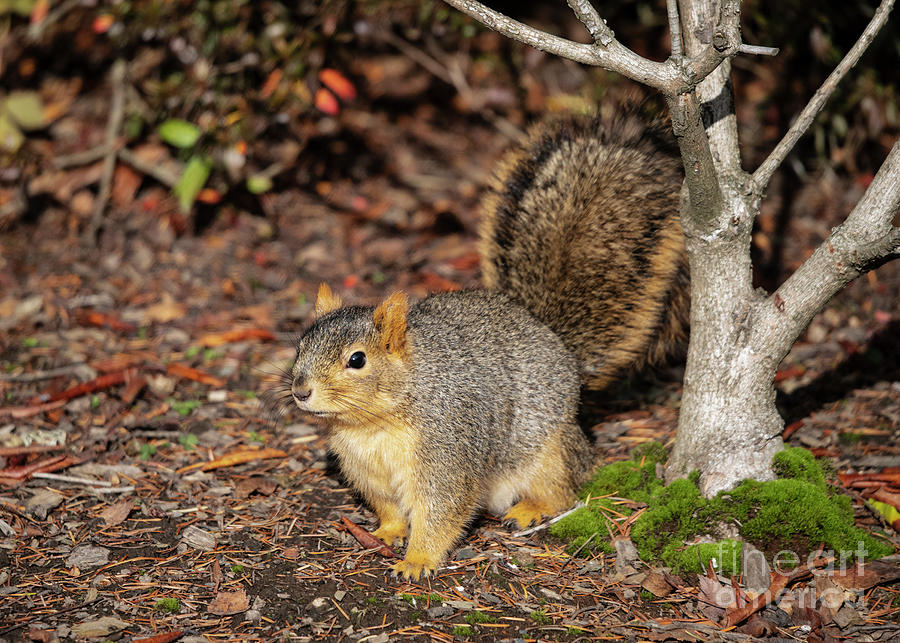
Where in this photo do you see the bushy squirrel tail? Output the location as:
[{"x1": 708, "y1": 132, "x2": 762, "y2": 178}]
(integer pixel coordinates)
[{"x1": 479, "y1": 109, "x2": 689, "y2": 389}]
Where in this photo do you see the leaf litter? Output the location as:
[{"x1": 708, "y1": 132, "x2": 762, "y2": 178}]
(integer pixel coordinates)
[{"x1": 0, "y1": 2, "x2": 898, "y2": 641}]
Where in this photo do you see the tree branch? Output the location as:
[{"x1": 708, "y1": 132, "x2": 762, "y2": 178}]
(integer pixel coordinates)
[
  {"x1": 759, "y1": 141, "x2": 900, "y2": 360},
  {"x1": 566, "y1": 0, "x2": 614, "y2": 46},
  {"x1": 441, "y1": 0, "x2": 675, "y2": 91},
  {"x1": 752, "y1": 0, "x2": 896, "y2": 190},
  {"x1": 666, "y1": 0, "x2": 684, "y2": 60}
]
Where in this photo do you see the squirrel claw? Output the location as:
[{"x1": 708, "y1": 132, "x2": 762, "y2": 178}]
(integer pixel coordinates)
[{"x1": 391, "y1": 557, "x2": 436, "y2": 581}]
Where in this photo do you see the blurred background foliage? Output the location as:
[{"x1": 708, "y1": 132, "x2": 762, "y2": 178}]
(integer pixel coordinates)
[{"x1": 0, "y1": 0, "x2": 897, "y2": 220}]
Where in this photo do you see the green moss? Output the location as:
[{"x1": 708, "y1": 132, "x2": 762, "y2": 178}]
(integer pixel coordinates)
[
  {"x1": 551, "y1": 444, "x2": 893, "y2": 572},
  {"x1": 464, "y1": 610, "x2": 497, "y2": 625},
  {"x1": 663, "y1": 539, "x2": 743, "y2": 574},
  {"x1": 631, "y1": 478, "x2": 705, "y2": 563},
  {"x1": 529, "y1": 609, "x2": 550, "y2": 624},
  {"x1": 711, "y1": 478, "x2": 891, "y2": 560},
  {"x1": 451, "y1": 625, "x2": 472, "y2": 637},
  {"x1": 154, "y1": 597, "x2": 180, "y2": 613},
  {"x1": 772, "y1": 447, "x2": 826, "y2": 487}
]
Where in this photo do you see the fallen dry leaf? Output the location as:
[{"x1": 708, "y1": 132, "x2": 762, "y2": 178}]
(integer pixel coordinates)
[
  {"x1": 100, "y1": 497, "x2": 134, "y2": 527},
  {"x1": 208, "y1": 589, "x2": 250, "y2": 615},
  {"x1": 831, "y1": 559, "x2": 900, "y2": 590},
  {"x1": 142, "y1": 293, "x2": 187, "y2": 324}
]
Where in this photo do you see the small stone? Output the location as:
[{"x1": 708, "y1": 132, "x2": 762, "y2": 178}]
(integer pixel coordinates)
[
  {"x1": 181, "y1": 525, "x2": 217, "y2": 552},
  {"x1": 578, "y1": 560, "x2": 604, "y2": 574},
  {"x1": 308, "y1": 597, "x2": 330, "y2": 613},
  {"x1": 70, "y1": 616, "x2": 129, "y2": 638},
  {"x1": 833, "y1": 605, "x2": 862, "y2": 628},
  {"x1": 333, "y1": 590, "x2": 346, "y2": 601},
  {"x1": 742, "y1": 543, "x2": 771, "y2": 594},
  {"x1": 368, "y1": 634, "x2": 389, "y2": 643},
  {"x1": 66, "y1": 546, "x2": 110, "y2": 569},
  {"x1": 427, "y1": 605, "x2": 454, "y2": 618},
  {"x1": 25, "y1": 489, "x2": 64, "y2": 520},
  {"x1": 539, "y1": 588, "x2": 562, "y2": 601}
]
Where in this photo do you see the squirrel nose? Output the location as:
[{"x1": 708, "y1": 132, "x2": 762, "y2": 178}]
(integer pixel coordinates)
[{"x1": 292, "y1": 380, "x2": 312, "y2": 403}]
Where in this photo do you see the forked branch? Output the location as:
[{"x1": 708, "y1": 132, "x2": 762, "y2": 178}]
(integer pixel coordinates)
[
  {"x1": 752, "y1": 0, "x2": 896, "y2": 190},
  {"x1": 759, "y1": 141, "x2": 900, "y2": 360},
  {"x1": 440, "y1": 0, "x2": 740, "y2": 95}
]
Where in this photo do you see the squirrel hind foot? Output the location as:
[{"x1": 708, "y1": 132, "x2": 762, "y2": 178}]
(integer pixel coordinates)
[{"x1": 502, "y1": 499, "x2": 559, "y2": 530}]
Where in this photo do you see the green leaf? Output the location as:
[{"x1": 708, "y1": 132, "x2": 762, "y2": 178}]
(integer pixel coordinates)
[
  {"x1": 0, "y1": 0, "x2": 37, "y2": 16},
  {"x1": 246, "y1": 174, "x2": 273, "y2": 194},
  {"x1": 5, "y1": 91, "x2": 47, "y2": 130},
  {"x1": 173, "y1": 156, "x2": 211, "y2": 213},
  {"x1": 869, "y1": 500, "x2": 900, "y2": 526},
  {"x1": 158, "y1": 118, "x2": 202, "y2": 148}
]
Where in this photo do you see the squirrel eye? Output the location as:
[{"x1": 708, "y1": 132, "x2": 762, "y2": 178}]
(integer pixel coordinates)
[{"x1": 347, "y1": 351, "x2": 366, "y2": 369}]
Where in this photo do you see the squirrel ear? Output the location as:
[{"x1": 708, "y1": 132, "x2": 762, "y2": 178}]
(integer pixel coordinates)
[
  {"x1": 372, "y1": 291, "x2": 409, "y2": 357},
  {"x1": 315, "y1": 283, "x2": 343, "y2": 317}
]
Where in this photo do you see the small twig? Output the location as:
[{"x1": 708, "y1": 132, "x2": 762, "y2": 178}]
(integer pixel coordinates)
[
  {"x1": 26, "y1": 0, "x2": 81, "y2": 42},
  {"x1": 512, "y1": 501, "x2": 585, "y2": 537},
  {"x1": 738, "y1": 43, "x2": 779, "y2": 56},
  {"x1": 558, "y1": 531, "x2": 597, "y2": 575},
  {"x1": 117, "y1": 147, "x2": 179, "y2": 187},
  {"x1": 0, "y1": 362, "x2": 88, "y2": 382},
  {"x1": 52, "y1": 147, "x2": 108, "y2": 169},
  {"x1": 753, "y1": 0, "x2": 896, "y2": 190},
  {"x1": 90, "y1": 486, "x2": 136, "y2": 494},
  {"x1": 30, "y1": 472, "x2": 112, "y2": 487},
  {"x1": 88, "y1": 58, "x2": 127, "y2": 241},
  {"x1": 665, "y1": 0, "x2": 683, "y2": 60},
  {"x1": 566, "y1": 0, "x2": 614, "y2": 45}
]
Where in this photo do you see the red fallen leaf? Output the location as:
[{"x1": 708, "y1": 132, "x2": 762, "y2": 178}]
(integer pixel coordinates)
[
  {"x1": 831, "y1": 560, "x2": 900, "y2": 590},
  {"x1": 838, "y1": 471, "x2": 900, "y2": 486},
  {"x1": 448, "y1": 252, "x2": 482, "y2": 271},
  {"x1": 166, "y1": 363, "x2": 224, "y2": 387},
  {"x1": 27, "y1": 368, "x2": 139, "y2": 405},
  {"x1": 419, "y1": 272, "x2": 462, "y2": 292},
  {"x1": 340, "y1": 516, "x2": 399, "y2": 558},
  {"x1": 319, "y1": 68, "x2": 357, "y2": 101},
  {"x1": 343, "y1": 274, "x2": 359, "y2": 289},
  {"x1": 2, "y1": 454, "x2": 66, "y2": 479},
  {"x1": 92, "y1": 13, "x2": 115, "y2": 33},
  {"x1": 855, "y1": 172, "x2": 875, "y2": 188},
  {"x1": 112, "y1": 165, "x2": 142, "y2": 209},
  {"x1": 774, "y1": 365, "x2": 805, "y2": 383},
  {"x1": 315, "y1": 88, "x2": 340, "y2": 115},
  {"x1": 783, "y1": 420, "x2": 804, "y2": 440},
  {"x1": 260, "y1": 68, "x2": 283, "y2": 99},
  {"x1": 30, "y1": 0, "x2": 49, "y2": 24},
  {"x1": 77, "y1": 310, "x2": 137, "y2": 333},
  {"x1": 196, "y1": 188, "x2": 221, "y2": 204},
  {"x1": 198, "y1": 328, "x2": 277, "y2": 347},
  {"x1": 874, "y1": 309, "x2": 892, "y2": 324}
]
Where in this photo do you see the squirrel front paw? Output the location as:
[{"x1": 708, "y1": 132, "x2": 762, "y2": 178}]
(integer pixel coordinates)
[
  {"x1": 373, "y1": 522, "x2": 408, "y2": 546},
  {"x1": 391, "y1": 551, "x2": 439, "y2": 580}
]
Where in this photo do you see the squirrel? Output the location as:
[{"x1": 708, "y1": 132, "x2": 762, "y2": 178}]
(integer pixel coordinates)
[{"x1": 289, "y1": 110, "x2": 688, "y2": 580}]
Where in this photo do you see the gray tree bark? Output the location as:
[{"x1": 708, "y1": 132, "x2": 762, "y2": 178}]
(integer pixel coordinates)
[{"x1": 441, "y1": 0, "x2": 900, "y2": 495}]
